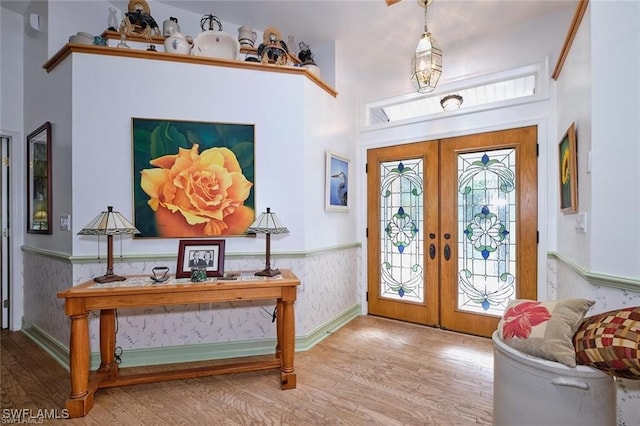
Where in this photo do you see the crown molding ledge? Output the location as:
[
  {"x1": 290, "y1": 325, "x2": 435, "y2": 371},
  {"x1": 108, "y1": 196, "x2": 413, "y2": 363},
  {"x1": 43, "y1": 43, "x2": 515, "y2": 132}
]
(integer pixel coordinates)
[{"x1": 43, "y1": 43, "x2": 337, "y2": 98}]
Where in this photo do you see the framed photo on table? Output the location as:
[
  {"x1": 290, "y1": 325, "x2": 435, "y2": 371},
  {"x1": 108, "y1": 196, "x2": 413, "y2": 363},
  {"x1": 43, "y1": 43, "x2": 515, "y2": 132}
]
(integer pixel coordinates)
[
  {"x1": 325, "y1": 150, "x2": 350, "y2": 212},
  {"x1": 176, "y1": 239, "x2": 225, "y2": 278},
  {"x1": 558, "y1": 122, "x2": 578, "y2": 214}
]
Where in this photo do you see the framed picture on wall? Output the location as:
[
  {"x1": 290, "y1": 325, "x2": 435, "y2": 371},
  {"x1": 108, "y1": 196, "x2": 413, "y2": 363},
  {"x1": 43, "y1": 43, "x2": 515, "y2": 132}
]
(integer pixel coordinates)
[
  {"x1": 132, "y1": 118, "x2": 255, "y2": 238},
  {"x1": 558, "y1": 122, "x2": 578, "y2": 214},
  {"x1": 27, "y1": 122, "x2": 52, "y2": 234},
  {"x1": 325, "y1": 150, "x2": 350, "y2": 212}
]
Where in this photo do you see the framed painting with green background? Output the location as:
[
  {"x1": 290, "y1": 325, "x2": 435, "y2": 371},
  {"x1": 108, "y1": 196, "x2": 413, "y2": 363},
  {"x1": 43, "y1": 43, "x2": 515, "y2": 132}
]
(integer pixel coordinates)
[
  {"x1": 558, "y1": 122, "x2": 577, "y2": 214},
  {"x1": 132, "y1": 118, "x2": 255, "y2": 238}
]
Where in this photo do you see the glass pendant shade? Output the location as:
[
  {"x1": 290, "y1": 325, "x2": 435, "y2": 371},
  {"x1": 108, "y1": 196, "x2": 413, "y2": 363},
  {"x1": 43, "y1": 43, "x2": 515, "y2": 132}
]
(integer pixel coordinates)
[{"x1": 411, "y1": 32, "x2": 442, "y2": 93}]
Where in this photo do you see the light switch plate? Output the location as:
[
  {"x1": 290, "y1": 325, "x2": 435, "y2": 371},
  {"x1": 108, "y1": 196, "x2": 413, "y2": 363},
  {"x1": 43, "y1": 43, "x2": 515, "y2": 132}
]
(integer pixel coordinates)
[
  {"x1": 575, "y1": 213, "x2": 587, "y2": 234},
  {"x1": 60, "y1": 215, "x2": 71, "y2": 231}
]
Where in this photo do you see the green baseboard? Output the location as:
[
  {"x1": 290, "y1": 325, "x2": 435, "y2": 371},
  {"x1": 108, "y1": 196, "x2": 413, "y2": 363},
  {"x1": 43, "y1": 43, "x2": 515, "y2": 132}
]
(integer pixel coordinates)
[
  {"x1": 23, "y1": 304, "x2": 362, "y2": 371},
  {"x1": 21, "y1": 324, "x2": 70, "y2": 371}
]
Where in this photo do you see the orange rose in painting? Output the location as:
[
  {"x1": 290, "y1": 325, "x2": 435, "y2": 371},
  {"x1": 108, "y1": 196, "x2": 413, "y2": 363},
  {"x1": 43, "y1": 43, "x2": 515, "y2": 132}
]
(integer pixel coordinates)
[{"x1": 140, "y1": 144, "x2": 254, "y2": 237}]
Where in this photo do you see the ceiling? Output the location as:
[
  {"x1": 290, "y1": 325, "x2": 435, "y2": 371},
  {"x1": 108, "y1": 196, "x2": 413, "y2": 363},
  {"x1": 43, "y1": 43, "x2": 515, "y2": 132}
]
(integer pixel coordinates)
[
  {"x1": 2, "y1": 0, "x2": 576, "y2": 96},
  {"x1": 151, "y1": 0, "x2": 575, "y2": 52},
  {"x1": 2, "y1": 0, "x2": 575, "y2": 53},
  {"x1": 153, "y1": 0, "x2": 576, "y2": 96}
]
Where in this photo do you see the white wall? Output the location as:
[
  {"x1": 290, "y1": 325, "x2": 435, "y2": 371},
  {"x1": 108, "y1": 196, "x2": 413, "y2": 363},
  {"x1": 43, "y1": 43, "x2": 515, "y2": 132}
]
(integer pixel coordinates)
[
  {"x1": 69, "y1": 53, "x2": 332, "y2": 256},
  {"x1": 556, "y1": 1, "x2": 640, "y2": 282},
  {"x1": 589, "y1": 0, "x2": 640, "y2": 279},
  {"x1": 555, "y1": 4, "x2": 592, "y2": 270}
]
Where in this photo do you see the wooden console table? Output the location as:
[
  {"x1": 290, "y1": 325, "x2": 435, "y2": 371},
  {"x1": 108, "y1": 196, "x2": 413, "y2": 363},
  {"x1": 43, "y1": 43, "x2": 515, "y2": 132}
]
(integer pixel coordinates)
[{"x1": 57, "y1": 270, "x2": 300, "y2": 418}]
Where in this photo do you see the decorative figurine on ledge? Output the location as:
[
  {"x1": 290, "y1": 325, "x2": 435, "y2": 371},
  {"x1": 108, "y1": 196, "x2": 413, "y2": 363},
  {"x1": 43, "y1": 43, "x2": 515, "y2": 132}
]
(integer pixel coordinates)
[
  {"x1": 120, "y1": 0, "x2": 160, "y2": 45},
  {"x1": 298, "y1": 41, "x2": 320, "y2": 76},
  {"x1": 257, "y1": 27, "x2": 289, "y2": 65}
]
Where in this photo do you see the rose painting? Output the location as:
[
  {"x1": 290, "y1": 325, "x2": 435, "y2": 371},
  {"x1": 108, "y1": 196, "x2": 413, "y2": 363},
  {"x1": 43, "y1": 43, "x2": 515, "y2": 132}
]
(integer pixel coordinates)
[{"x1": 132, "y1": 118, "x2": 255, "y2": 238}]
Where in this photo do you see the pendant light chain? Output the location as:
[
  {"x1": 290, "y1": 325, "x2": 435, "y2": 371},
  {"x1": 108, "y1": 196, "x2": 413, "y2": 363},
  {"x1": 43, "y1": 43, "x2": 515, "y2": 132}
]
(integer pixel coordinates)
[{"x1": 423, "y1": 1, "x2": 429, "y2": 33}]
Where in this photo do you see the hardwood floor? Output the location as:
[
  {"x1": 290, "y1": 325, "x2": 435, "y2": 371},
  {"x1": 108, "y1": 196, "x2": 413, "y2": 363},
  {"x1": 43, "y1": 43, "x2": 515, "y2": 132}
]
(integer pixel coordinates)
[{"x1": 1, "y1": 315, "x2": 494, "y2": 425}]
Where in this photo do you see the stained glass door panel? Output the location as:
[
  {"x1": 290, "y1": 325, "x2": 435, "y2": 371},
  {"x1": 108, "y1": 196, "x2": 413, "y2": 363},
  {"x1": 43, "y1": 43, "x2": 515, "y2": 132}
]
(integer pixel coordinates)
[
  {"x1": 367, "y1": 141, "x2": 440, "y2": 326},
  {"x1": 456, "y1": 148, "x2": 516, "y2": 316},
  {"x1": 379, "y1": 158, "x2": 425, "y2": 302},
  {"x1": 440, "y1": 126, "x2": 538, "y2": 337}
]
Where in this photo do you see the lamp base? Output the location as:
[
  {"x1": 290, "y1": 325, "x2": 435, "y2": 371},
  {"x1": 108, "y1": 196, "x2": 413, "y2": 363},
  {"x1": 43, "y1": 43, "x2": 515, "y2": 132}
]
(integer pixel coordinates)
[
  {"x1": 93, "y1": 274, "x2": 127, "y2": 284},
  {"x1": 255, "y1": 268, "x2": 281, "y2": 277}
]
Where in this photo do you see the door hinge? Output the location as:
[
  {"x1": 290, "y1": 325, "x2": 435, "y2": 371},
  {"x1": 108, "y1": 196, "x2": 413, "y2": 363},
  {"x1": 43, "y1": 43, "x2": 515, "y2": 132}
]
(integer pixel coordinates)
[
  {"x1": 366, "y1": 291, "x2": 368, "y2": 302},
  {"x1": 2, "y1": 156, "x2": 8, "y2": 167},
  {"x1": 365, "y1": 163, "x2": 368, "y2": 173},
  {"x1": 537, "y1": 231, "x2": 539, "y2": 244},
  {"x1": 536, "y1": 144, "x2": 539, "y2": 157},
  {"x1": 365, "y1": 228, "x2": 368, "y2": 238},
  {"x1": 3, "y1": 299, "x2": 8, "y2": 308}
]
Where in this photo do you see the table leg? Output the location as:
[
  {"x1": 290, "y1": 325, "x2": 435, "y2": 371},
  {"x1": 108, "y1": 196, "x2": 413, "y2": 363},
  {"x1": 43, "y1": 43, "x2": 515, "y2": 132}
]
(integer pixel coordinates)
[
  {"x1": 275, "y1": 299, "x2": 283, "y2": 359},
  {"x1": 280, "y1": 295, "x2": 296, "y2": 389},
  {"x1": 69, "y1": 313, "x2": 90, "y2": 399},
  {"x1": 99, "y1": 309, "x2": 118, "y2": 378}
]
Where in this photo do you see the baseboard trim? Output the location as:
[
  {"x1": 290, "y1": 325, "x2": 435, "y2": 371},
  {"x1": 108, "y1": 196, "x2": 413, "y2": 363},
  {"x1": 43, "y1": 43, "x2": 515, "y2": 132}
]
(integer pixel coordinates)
[
  {"x1": 21, "y1": 323, "x2": 70, "y2": 371},
  {"x1": 23, "y1": 304, "x2": 362, "y2": 370},
  {"x1": 294, "y1": 304, "x2": 362, "y2": 351}
]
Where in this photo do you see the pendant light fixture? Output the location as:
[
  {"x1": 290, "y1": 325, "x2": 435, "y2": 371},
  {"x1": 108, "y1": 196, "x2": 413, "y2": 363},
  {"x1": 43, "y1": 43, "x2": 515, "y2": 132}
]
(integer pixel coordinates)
[{"x1": 411, "y1": 0, "x2": 442, "y2": 93}]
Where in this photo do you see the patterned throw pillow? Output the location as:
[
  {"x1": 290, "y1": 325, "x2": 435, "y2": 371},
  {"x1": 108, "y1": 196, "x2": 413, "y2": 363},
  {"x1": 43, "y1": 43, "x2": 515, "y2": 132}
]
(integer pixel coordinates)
[
  {"x1": 573, "y1": 307, "x2": 640, "y2": 379},
  {"x1": 497, "y1": 298, "x2": 595, "y2": 367}
]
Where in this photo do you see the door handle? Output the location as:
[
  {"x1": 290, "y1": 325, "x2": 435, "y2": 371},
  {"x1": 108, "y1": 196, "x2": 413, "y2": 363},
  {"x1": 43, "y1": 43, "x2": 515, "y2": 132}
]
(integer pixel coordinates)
[
  {"x1": 429, "y1": 243, "x2": 436, "y2": 260},
  {"x1": 443, "y1": 232, "x2": 451, "y2": 260}
]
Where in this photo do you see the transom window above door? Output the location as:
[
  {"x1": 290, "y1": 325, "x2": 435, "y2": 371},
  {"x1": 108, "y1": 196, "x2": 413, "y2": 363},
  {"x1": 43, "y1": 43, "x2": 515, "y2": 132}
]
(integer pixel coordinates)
[{"x1": 363, "y1": 61, "x2": 548, "y2": 129}]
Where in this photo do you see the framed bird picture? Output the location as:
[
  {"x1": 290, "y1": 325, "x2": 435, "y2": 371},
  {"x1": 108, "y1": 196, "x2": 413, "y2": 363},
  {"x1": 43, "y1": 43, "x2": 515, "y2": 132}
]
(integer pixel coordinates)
[{"x1": 325, "y1": 150, "x2": 350, "y2": 212}]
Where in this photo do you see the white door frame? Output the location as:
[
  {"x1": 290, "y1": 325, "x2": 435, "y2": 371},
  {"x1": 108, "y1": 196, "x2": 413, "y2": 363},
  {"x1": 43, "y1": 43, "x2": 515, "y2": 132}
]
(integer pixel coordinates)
[
  {"x1": 1, "y1": 128, "x2": 25, "y2": 331},
  {"x1": 1, "y1": 135, "x2": 9, "y2": 327}
]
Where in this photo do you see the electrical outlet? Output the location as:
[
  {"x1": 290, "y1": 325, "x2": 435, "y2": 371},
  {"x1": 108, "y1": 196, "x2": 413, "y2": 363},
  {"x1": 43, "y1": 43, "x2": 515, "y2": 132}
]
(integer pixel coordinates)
[{"x1": 60, "y1": 215, "x2": 71, "y2": 231}]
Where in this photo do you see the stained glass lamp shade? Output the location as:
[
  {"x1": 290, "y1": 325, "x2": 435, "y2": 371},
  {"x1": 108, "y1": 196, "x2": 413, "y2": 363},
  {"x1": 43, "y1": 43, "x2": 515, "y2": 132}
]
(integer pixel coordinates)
[
  {"x1": 78, "y1": 206, "x2": 140, "y2": 283},
  {"x1": 247, "y1": 207, "x2": 289, "y2": 277}
]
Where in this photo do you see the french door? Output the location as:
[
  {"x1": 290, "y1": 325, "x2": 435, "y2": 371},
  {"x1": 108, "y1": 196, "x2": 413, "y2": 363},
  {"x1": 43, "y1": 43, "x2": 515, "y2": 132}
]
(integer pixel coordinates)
[{"x1": 366, "y1": 126, "x2": 538, "y2": 337}]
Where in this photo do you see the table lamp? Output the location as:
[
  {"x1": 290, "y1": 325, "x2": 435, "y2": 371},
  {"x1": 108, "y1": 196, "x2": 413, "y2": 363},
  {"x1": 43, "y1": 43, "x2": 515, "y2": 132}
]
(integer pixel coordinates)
[
  {"x1": 78, "y1": 205, "x2": 140, "y2": 283},
  {"x1": 32, "y1": 210, "x2": 48, "y2": 230},
  {"x1": 247, "y1": 207, "x2": 289, "y2": 276}
]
